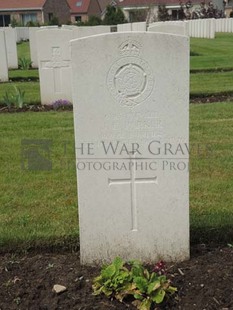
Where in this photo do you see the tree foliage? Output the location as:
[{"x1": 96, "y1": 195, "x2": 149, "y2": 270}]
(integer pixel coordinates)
[
  {"x1": 103, "y1": 5, "x2": 126, "y2": 25},
  {"x1": 158, "y1": 5, "x2": 170, "y2": 21}
]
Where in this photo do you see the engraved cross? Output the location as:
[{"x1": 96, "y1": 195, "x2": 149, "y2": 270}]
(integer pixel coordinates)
[
  {"x1": 108, "y1": 153, "x2": 158, "y2": 232},
  {"x1": 41, "y1": 47, "x2": 70, "y2": 93}
]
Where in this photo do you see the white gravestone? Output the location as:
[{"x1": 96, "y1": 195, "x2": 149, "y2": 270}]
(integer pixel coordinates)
[
  {"x1": 148, "y1": 21, "x2": 188, "y2": 36},
  {"x1": 71, "y1": 32, "x2": 190, "y2": 265},
  {"x1": 3, "y1": 27, "x2": 18, "y2": 69},
  {"x1": 132, "y1": 22, "x2": 147, "y2": 31},
  {"x1": 16, "y1": 27, "x2": 29, "y2": 42},
  {"x1": 37, "y1": 29, "x2": 73, "y2": 105},
  {"x1": 117, "y1": 23, "x2": 132, "y2": 32},
  {"x1": 29, "y1": 27, "x2": 40, "y2": 68},
  {"x1": 0, "y1": 30, "x2": 8, "y2": 82},
  {"x1": 63, "y1": 25, "x2": 111, "y2": 38},
  {"x1": 30, "y1": 26, "x2": 59, "y2": 69},
  {"x1": 72, "y1": 26, "x2": 111, "y2": 39}
]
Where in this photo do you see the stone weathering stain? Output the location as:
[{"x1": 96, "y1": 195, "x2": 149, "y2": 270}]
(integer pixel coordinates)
[{"x1": 71, "y1": 32, "x2": 189, "y2": 265}]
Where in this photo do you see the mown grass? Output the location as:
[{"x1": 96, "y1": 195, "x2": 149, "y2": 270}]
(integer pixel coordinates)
[
  {"x1": 0, "y1": 82, "x2": 40, "y2": 105},
  {"x1": 189, "y1": 102, "x2": 233, "y2": 243},
  {"x1": 0, "y1": 103, "x2": 233, "y2": 250},
  {"x1": 190, "y1": 33, "x2": 233, "y2": 71},
  {"x1": 17, "y1": 41, "x2": 31, "y2": 60},
  {"x1": 0, "y1": 112, "x2": 78, "y2": 251},
  {"x1": 9, "y1": 69, "x2": 39, "y2": 80},
  {"x1": 191, "y1": 71, "x2": 233, "y2": 96}
]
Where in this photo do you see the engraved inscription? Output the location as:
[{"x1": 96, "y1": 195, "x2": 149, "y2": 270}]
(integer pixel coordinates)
[{"x1": 101, "y1": 111, "x2": 163, "y2": 140}]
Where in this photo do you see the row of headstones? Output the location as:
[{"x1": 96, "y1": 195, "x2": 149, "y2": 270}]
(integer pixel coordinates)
[
  {"x1": 15, "y1": 27, "x2": 30, "y2": 42},
  {"x1": 0, "y1": 25, "x2": 113, "y2": 83},
  {"x1": 215, "y1": 18, "x2": 233, "y2": 32},
  {"x1": 120, "y1": 19, "x2": 215, "y2": 38},
  {"x1": 29, "y1": 25, "x2": 113, "y2": 68},
  {"x1": 0, "y1": 26, "x2": 29, "y2": 43},
  {"x1": 186, "y1": 19, "x2": 216, "y2": 38},
  {"x1": 119, "y1": 18, "x2": 233, "y2": 38}
]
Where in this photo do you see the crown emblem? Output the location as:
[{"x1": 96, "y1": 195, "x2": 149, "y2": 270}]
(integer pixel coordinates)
[{"x1": 119, "y1": 40, "x2": 141, "y2": 57}]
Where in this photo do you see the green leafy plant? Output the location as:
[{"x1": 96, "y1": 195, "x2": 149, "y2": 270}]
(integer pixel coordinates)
[
  {"x1": 18, "y1": 57, "x2": 32, "y2": 70},
  {"x1": 93, "y1": 257, "x2": 177, "y2": 310},
  {"x1": 3, "y1": 86, "x2": 26, "y2": 109}
]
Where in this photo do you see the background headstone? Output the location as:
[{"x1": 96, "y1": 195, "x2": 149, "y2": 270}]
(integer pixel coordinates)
[
  {"x1": 71, "y1": 32, "x2": 190, "y2": 265},
  {"x1": 37, "y1": 28, "x2": 73, "y2": 105},
  {"x1": 148, "y1": 21, "x2": 188, "y2": 36},
  {"x1": 29, "y1": 27, "x2": 40, "y2": 68},
  {"x1": 71, "y1": 25, "x2": 111, "y2": 39},
  {"x1": 117, "y1": 23, "x2": 132, "y2": 32},
  {"x1": 132, "y1": 22, "x2": 147, "y2": 31},
  {"x1": 0, "y1": 30, "x2": 8, "y2": 82},
  {"x1": 16, "y1": 27, "x2": 29, "y2": 43},
  {"x1": 3, "y1": 27, "x2": 18, "y2": 69}
]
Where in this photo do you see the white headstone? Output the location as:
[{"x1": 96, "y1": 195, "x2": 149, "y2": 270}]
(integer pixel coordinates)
[
  {"x1": 148, "y1": 21, "x2": 188, "y2": 36},
  {"x1": 71, "y1": 32, "x2": 190, "y2": 265},
  {"x1": 29, "y1": 27, "x2": 40, "y2": 68},
  {"x1": 37, "y1": 29, "x2": 73, "y2": 105},
  {"x1": 71, "y1": 25, "x2": 111, "y2": 38},
  {"x1": 132, "y1": 22, "x2": 147, "y2": 31},
  {"x1": 0, "y1": 30, "x2": 8, "y2": 82},
  {"x1": 117, "y1": 23, "x2": 132, "y2": 32},
  {"x1": 16, "y1": 27, "x2": 29, "y2": 42},
  {"x1": 3, "y1": 27, "x2": 18, "y2": 69}
]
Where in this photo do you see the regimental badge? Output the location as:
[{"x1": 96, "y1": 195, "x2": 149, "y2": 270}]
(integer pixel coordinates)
[{"x1": 107, "y1": 39, "x2": 154, "y2": 108}]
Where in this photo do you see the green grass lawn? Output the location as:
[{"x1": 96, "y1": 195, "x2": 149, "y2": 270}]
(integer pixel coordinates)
[
  {"x1": 191, "y1": 71, "x2": 233, "y2": 96},
  {"x1": 0, "y1": 82, "x2": 40, "y2": 105},
  {"x1": 189, "y1": 102, "x2": 233, "y2": 242},
  {"x1": 17, "y1": 41, "x2": 31, "y2": 60},
  {"x1": 9, "y1": 69, "x2": 39, "y2": 80},
  {"x1": 0, "y1": 104, "x2": 232, "y2": 250},
  {"x1": 190, "y1": 33, "x2": 233, "y2": 71},
  {"x1": 0, "y1": 112, "x2": 78, "y2": 251}
]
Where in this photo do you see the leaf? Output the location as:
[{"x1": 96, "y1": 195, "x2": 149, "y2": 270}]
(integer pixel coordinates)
[
  {"x1": 143, "y1": 268, "x2": 150, "y2": 280},
  {"x1": 102, "y1": 286, "x2": 113, "y2": 297},
  {"x1": 92, "y1": 285, "x2": 104, "y2": 295},
  {"x1": 93, "y1": 275, "x2": 102, "y2": 284},
  {"x1": 158, "y1": 275, "x2": 166, "y2": 283},
  {"x1": 113, "y1": 257, "x2": 124, "y2": 270},
  {"x1": 150, "y1": 272, "x2": 158, "y2": 282},
  {"x1": 151, "y1": 288, "x2": 166, "y2": 304},
  {"x1": 131, "y1": 262, "x2": 144, "y2": 278},
  {"x1": 166, "y1": 285, "x2": 177, "y2": 294},
  {"x1": 139, "y1": 298, "x2": 152, "y2": 310},
  {"x1": 134, "y1": 293, "x2": 144, "y2": 300},
  {"x1": 147, "y1": 280, "x2": 161, "y2": 294},
  {"x1": 101, "y1": 264, "x2": 116, "y2": 279},
  {"x1": 134, "y1": 277, "x2": 148, "y2": 293}
]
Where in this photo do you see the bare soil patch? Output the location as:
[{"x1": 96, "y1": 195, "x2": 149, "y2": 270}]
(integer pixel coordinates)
[{"x1": 0, "y1": 245, "x2": 232, "y2": 310}]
